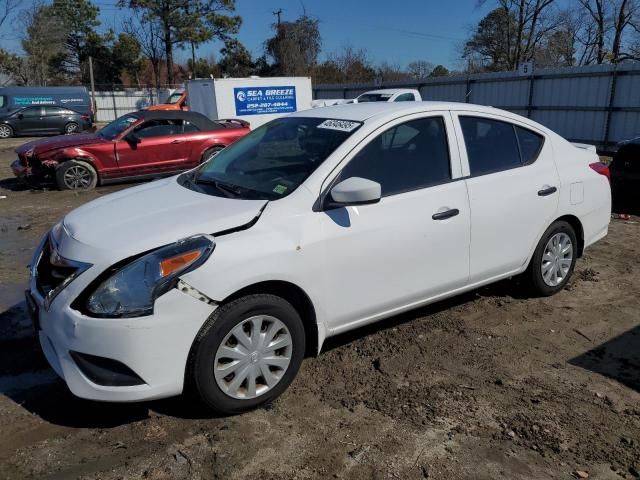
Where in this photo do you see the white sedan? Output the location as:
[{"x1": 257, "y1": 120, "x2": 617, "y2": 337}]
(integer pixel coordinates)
[{"x1": 26, "y1": 102, "x2": 611, "y2": 413}]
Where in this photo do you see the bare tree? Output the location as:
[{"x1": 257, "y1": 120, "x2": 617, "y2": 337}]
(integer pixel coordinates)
[
  {"x1": 477, "y1": 0, "x2": 558, "y2": 69},
  {"x1": 611, "y1": 0, "x2": 640, "y2": 61},
  {"x1": 407, "y1": 60, "x2": 435, "y2": 79},
  {"x1": 123, "y1": 13, "x2": 164, "y2": 90},
  {"x1": 577, "y1": 0, "x2": 609, "y2": 63},
  {"x1": 577, "y1": 0, "x2": 640, "y2": 63},
  {"x1": 0, "y1": 0, "x2": 18, "y2": 32}
]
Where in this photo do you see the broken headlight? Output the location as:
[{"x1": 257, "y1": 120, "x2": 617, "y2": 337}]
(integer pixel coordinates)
[{"x1": 85, "y1": 235, "x2": 214, "y2": 317}]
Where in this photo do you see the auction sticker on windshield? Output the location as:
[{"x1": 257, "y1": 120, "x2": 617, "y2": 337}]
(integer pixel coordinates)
[{"x1": 317, "y1": 119, "x2": 362, "y2": 132}]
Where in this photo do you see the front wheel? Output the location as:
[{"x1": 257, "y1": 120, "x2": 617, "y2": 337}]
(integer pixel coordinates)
[
  {"x1": 187, "y1": 294, "x2": 305, "y2": 414},
  {"x1": 523, "y1": 220, "x2": 577, "y2": 296},
  {"x1": 55, "y1": 160, "x2": 98, "y2": 190}
]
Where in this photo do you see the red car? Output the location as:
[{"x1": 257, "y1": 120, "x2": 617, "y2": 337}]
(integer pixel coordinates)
[{"x1": 11, "y1": 110, "x2": 249, "y2": 190}]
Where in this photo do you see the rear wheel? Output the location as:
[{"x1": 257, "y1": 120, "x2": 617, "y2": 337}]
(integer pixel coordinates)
[
  {"x1": 187, "y1": 294, "x2": 305, "y2": 414},
  {"x1": 523, "y1": 220, "x2": 577, "y2": 296},
  {"x1": 55, "y1": 160, "x2": 98, "y2": 190},
  {"x1": 64, "y1": 122, "x2": 79, "y2": 134},
  {"x1": 201, "y1": 145, "x2": 225, "y2": 163},
  {"x1": 0, "y1": 124, "x2": 13, "y2": 138}
]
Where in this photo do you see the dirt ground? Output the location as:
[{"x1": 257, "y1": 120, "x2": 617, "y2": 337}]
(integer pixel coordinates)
[{"x1": 0, "y1": 136, "x2": 638, "y2": 480}]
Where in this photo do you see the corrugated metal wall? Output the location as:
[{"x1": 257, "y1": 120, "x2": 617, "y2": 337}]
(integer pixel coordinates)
[
  {"x1": 313, "y1": 62, "x2": 640, "y2": 151},
  {"x1": 91, "y1": 88, "x2": 175, "y2": 122}
]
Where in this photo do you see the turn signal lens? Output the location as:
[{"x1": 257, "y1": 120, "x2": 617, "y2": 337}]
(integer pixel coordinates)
[{"x1": 159, "y1": 250, "x2": 202, "y2": 277}]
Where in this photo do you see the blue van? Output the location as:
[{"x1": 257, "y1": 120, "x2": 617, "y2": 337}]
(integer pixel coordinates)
[{"x1": 0, "y1": 87, "x2": 94, "y2": 138}]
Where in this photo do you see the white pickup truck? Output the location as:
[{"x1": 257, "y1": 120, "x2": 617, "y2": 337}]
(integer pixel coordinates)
[{"x1": 311, "y1": 88, "x2": 422, "y2": 108}]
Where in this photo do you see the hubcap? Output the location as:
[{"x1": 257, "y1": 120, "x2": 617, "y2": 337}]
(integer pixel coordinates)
[
  {"x1": 66, "y1": 123, "x2": 78, "y2": 133},
  {"x1": 63, "y1": 165, "x2": 92, "y2": 189},
  {"x1": 214, "y1": 315, "x2": 292, "y2": 400},
  {"x1": 541, "y1": 232, "x2": 573, "y2": 287},
  {"x1": 0, "y1": 125, "x2": 10, "y2": 138}
]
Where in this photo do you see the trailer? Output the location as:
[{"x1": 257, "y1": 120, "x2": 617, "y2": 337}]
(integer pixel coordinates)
[{"x1": 186, "y1": 77, "x2": 313, "y2": 129}]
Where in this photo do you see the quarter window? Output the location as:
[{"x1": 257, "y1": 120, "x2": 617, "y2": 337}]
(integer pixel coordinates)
[
  {"x1": 338, "y1": 116, "x2": 451, "y2": 197},
  {"x1": 460, "y1": 116, "x2": 544, "y2": 176},
  {"x1": 516, "y1": 126, "x2": 544, "y2": 164}
]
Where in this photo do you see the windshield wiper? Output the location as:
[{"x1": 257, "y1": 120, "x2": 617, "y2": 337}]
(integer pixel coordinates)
[{"x1": 194, "y1": 177, "x2": 242, "y2": 198}]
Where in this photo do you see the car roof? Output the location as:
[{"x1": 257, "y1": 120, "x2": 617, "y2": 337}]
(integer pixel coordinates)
[
  {"x1": 291, "y1": 101, "x2": 502, "y2": 122},
  {"x1": 0, "y1": 86, "x2": 89, "y2": 95},
  {"x1": 358, "y1": 89, "x2": 417, "y2": 95},
  {"x1": 129, "y1": 109, "x2": 220, "y2": 131}
]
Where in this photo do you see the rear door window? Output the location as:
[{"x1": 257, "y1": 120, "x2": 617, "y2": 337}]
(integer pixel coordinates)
[
  {"x1": 461, "y1": 116, "x2": 540, "y2": 176},
  {"x1": 44, "y1": 107, "x2": 72, "y2": 117}
]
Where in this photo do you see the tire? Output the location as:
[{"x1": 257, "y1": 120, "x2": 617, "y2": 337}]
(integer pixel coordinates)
[
  {"x1": 201, "y1": 145, "x2": 225, "y2": 163},
  {"x1": 55, "y1": 160, "x2": 98, "y2": 190},
  {"x1": 64, "y1": 122, "x2": 79, "y2": 134},
  {"x1": 523, "y1": 220, "x2": 578, "y2": 296},
  {"x1": 187, "y1": 294, "x2": 305, "y2": 415},
  {"x1": 0, "y1": 124, "x2": 13, "y2": 138}
]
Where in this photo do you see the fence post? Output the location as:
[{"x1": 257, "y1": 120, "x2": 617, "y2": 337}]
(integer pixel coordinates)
[
  {"x1": 465, "y1": 75, "x2": 472, "y2": 103},
  {"x1": 111, "y1": 86, "x2": 118, "y2": 120},
  {"x1": 603, "y1": 65, "x2": 618, "y2": 151},
  {"x1": 527, "y1": 74, "x2": 535, "y2": 118}
]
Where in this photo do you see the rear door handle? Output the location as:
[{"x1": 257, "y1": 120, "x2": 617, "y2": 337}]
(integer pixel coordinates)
[
  {"x1": 432, "y1": 208, "x2": 460, "y2": 220},
  {"x1": 171, "y1": 139, "x2": 185, "y2": 144},
  {"x1": 538, "y1": 186, "x2": 557, "y2": 196}
]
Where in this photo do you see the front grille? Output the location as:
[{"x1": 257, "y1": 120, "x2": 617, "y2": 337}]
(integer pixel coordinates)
[{"x1": 35, "y1": 238, "x2": 78, "y2": 299}]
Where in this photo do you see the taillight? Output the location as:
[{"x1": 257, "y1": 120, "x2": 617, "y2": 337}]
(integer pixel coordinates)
[
  {"x1": 589, "y1": 162, "x2": 610, "y2": 180},
  {"x1": 81, "y1": 114, "x2": 90, "y2": 120}
]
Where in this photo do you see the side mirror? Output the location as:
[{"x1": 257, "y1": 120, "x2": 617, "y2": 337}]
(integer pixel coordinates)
[
  {"x1": 127, "y1": 132, "x2": 142, "y2": 145},
  {"x1": 328, "y1": 177, "x2": 381, "y2": 208},
  {"x1": 17, "y1": 113, "x2": 23, "y2": 120}
]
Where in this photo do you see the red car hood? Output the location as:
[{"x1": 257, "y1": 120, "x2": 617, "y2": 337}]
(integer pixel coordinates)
[{"x1": 16, "y1": 133, "x2": 110, "y2": 156}]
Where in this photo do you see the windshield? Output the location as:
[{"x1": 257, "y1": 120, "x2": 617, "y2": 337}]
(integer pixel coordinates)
[
  {"x1": 167, "y1": 92, "x2": 183, "y2": 104},
  {"x1": 98, "y1": 114, "x2": 139, "y2": 140},
  {"x1": 181, "y1": 117, "x2": 362, "y2": 200},
  {"x1": 357, "y1": 93, "x2": 392, "y2": 103}
]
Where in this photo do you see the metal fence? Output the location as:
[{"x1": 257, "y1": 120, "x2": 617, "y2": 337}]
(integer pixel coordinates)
[
  {"x1": 88, "y1": 85, "x2": 180, "y2": 122},
  {"x1": 313, "y1": 62, "x2": 640, "y2": 152}
]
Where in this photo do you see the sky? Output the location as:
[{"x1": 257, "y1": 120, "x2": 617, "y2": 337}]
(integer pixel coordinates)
[{"x1": 0, "y1": 0, "x2": 509, "y2": 70}]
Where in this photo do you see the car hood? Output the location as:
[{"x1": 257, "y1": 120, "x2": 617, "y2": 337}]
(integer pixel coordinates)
[
  {"x1": 16, "y1": 133, "x2": 108, "y2": 156},
  {"x1": 61, "y1": 176, "x2": 267, "y2": 260}
]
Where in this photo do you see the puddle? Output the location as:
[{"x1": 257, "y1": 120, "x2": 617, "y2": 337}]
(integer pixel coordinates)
[
  {"x1": 0, "y1": 283, "x2": 31, "y2": 341},
  {"x1": 0, "y1": 369, "x2": 58, "y2": 395}
]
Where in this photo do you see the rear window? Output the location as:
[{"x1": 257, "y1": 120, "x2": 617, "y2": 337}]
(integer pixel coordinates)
[{"x1": 357, "y1": 93, "x2": 393, "y2": 102}]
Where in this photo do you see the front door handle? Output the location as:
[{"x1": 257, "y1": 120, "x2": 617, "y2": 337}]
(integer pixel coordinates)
[
  {"x1": 171, "y1": 139, "x2": 185, "y2": 144},
  {"x1": 538, "y1": 186, "x2": 557, "y2": 196},
  {"x1": 432, "y1": 208, "x2": 460, "y2": 220}
]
